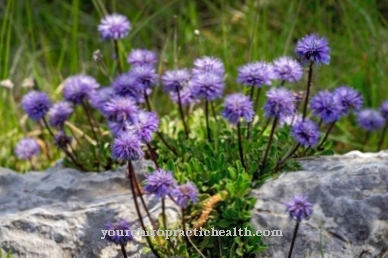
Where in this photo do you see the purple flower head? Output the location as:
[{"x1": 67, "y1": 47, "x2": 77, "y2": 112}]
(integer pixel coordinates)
[
  {"x1": 130, "y1": 65, "x2": 158, "y2": 90},
  {"x1": 380, "y1": 101, "x2": 388, "y2": 120},
  {"x1": 14, "y1": 138, "x2": 41, "y2": 160},
  {"x1": 221, "y1": 93, "x2": 255, "y2": 124},
  {"x1": 272, "y1": 57, "x2": 303, "y2": 83},
  {"x1": 111, "y1": 132, "x2": 143, "y2": 161},
  {"x1": 128, "y1": 111, "x2": 159, "y2": 143},
  {"x1": 295, "y1": 33, "x2": 330, "y2": 65},
  {"x1": 191, "y1": 72, "x2": 225, "y2": 101},
  {"x1": 285, "y1": 195, "x2": 313, "y2": 222},
  {"x1": 291, "y1": 119, "x2": 321, "y2": 147},
  {"x1": 169, "y1": 83, "x2": 199, "y2": 106},
  {"x1": 161, "y1": 69, "x2": 191, "y2": 92},
  {"x1": 54, "y1": 131, "x2": 72, "y2": 149},
  {"x1": 21, "y1": 91, "x2": 52, "y2": 121},
  {"x1": 263, "y1": 87, "x2": 295, "y2": 118},
  {"x1": 48, "y1": 102, "x2": 73, "y2": 128},
  {"x1": 144, "y1": 169, "x2": 177, "y2": 198},
  {"x1": 279, "y1": 113, "x2": 303, "y2": 127},
  {"x1": 127, "y1": 49, "x2": 157, "y2": 66},
  {"x1": 357, "y1": 109, "x2": 385, "y2": 132},
  {"x1": 333, "y1": 86, "x2": 363, "y2": 115},
  {"x1": 112, "y1": 73, "x2": 143, "y2": 101},
  {"x1": 310, "y1": 91, "x2": 343, "y2": 123},
  {"x1": 102, "y1": 96, "x2": 139, "y2": 124},
  {"x1": 63, "y1": 75, "x2": 100, "y2": 104},
  {"x1": 89, "y1": 87, "x2": 116, "y2": 111},
  {"x1": 237, "y1": 62, "x2": 274, "y2": 88},
  {"x1": 192, "y1": 56, "x2": 225, "y2": 76},
  {"x1": 98, "y1": 13, "x2": 131, "y2": 40},
  {"x1": 104, "y1": 219, "x2": 133, "y2": 245},
  {"x1": 172, "y1": 182, "x2": 199, "y2": 208}
]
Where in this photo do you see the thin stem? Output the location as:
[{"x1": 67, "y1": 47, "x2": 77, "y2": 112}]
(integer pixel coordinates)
[
  {"x1": 120, "y1": 244, "x2": 128, "y2": 258},
  {"x1": 28, "y1": 157, "x2": 36, "y2": 171},
  {"x1": 246, "y1": 86, "x2": 256, "y2": 139},
  {"x1": 259, "y1": 117, "x2": 271, "y2": 136},
  {"x1": 287, "y1": 221, "x2": 300, "y2": 258},
  {"x1": 317, "y1": 121, "x2": 336, "y2": 150},
  {"x1": 144, "y1": 90, "x2": 152, "y2": 112},
  {"x1": 161, "y1": 197, "x2": 167, "y2": 230},
  {"x1": 211, "y1": 101, "x2": 218, "y2": 122},
  {"x1": 146, "y1": 142, "x2": 159, "y2": 169},
  {"x1": 276, "y1": 143, "x2": 301, "y2": 169},
  {"x1": 181, "y1": 208, "x2": 189, "y2": 245},
  {"x1": 205, "y1": 100, "x2": 211, "y2": 142},
  {"x1": 253, "y1": 87, "x2": 262, "y2": 114},
  {"x1": 237, "y1": 122, "x2": 245, "y2": 168},
  {"x1": 317, "y1": 118, "x2": 323, "y2": 129},
  {"x1": 114, "y1": 40, "x2": 122, "y2": 74},
  {"x1": 302, "y1": 62, "x2": 314, "y2": 120},
  {"x1": 377, "y1": 122, "x2": 388, "y2": 151},
  {"x1": 260, "y1": 118, "x2": 278, "y2": 172},
  {"x1": 177, "y1": 88, "x2": 189, "y2": 138},
  {"x1": 81, "y1": 100, "x2": 100, "y2": 147}
]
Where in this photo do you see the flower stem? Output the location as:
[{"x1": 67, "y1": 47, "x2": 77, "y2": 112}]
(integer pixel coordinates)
[
  {"x1": 237, "y1": 122, "x2": 245, "y2": 168},
  {"x1": 205, "y1": 100, "x2": 211, "y2": 142},
  {"x1": 177, "y1": 88, "x2": 189, "y2": 138},
  {"x1": 28, "y1": 157, "x2": 36, "y2": 171},
  {"x1": 276, "y1": 143, "x2": 301, "y2": 170},
  {"x1": 377, "y1": 122, "x2": 388, "y2": 151},
  {"x1": 317, "y1": 121, "x2": 336, "y2": 150},
  {"x1": 246, "y1": 86, "x2": 256, "y2": 139},
  {"x1": 81, "y1": 100, "x2": 100, "y2": 147},
  {"x1": 146, "y1": 142, "x2": 159, "y2": 169},
  {"x1": 161, "y1": 197, "x2": 167, "y2": 230},
  {"x1": 114, "y1": 40, "x2": 122, "y2": 74},
  {"x1": 302, "y1": 62, "x2": 314, "y2": 120},
  {"x1": 287, "y1": 221, "x2": 300, "y2": 258},
  {"x1": 120, "y1": 243, "x2": 128, "y2": 258},
  {"x1": 211, "y1": 101, "x2": 218, "y2": 122},
  {"x1": 259, "y1": 117, "x2": 271, "y2": 136},
  {"x1": 260, "y1": 117, "x2": 278, "y2": 172},
  {"x1": 253, "y1": 87, "x2": 262, "y2": 115}
]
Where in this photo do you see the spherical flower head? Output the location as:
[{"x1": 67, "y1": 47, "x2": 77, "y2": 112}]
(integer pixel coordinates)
[
  {"x1": 102, "y1": 96, "x2": 139, "y2": 124},
  {"x1": 285, "y1": 195, "x2": 313, "y2": 222},
  {"x1": 263, "y1": 87, "x2": 295, "y2": 118},
  {"x1": 48, "y1": 102, "x2": 73, "y2": 128},
  {"x1": 291, "y1": 119, "x2": 321, "y2": 147},
  {"x1": 272, "y1": 57, "x2": 303, "y2": 83},
  {"x1": 144, "y1": 169, "x2": 177, "y2": 198},
  {"x1": 130, "y1": 65, "x2": 158, "y2": 90},
  {"x1": 161, "y1": 69, "x2": 191, "y2": 92},
  {"x1": 98, "y1": 13, "x2": 131, "y2": 40},
  {"x1": 192, "y1": 56, "x2": 225, "y2": 76},
  {"x1": 357, "y1": 109, "x2": 385, "y2": 132},
  {"x1": 54, "y1": 131, "x2": 72, "y2": 149},
  {"x1": 111, "y1": 132, "x2": 143, "y2": 161},
  {"x1": 14, "y1": 137, "x2": 41, "y2": 160},
  {"x1": 112, "y1": 73, "x2": 143, "y2": 101},
  {"x1": 127, "y1": 49, "x2": 157, "y2": 66},
  {"x1": 191, "y1": 72, "x2": 225, "y2": 101},
  {"x1": 21, "y1": 91, "x2": 52, "y2": 121},
  {"x1": 221, "y1": 93, "x2": 255, "y2": 124},
  {"x1": 63, "y1": 75, "x2": 100, "y2": 104},
  {"x1": 169, "y1": 83, "x2": 199, "y2": 106},
  {"x1": 279, "y1": 113, "x2": 302, "y2": 127},
  {"x1": 310, "y1": 91, "x2": 343, "y2": 123},
  {"x1": 172, "y1": 182, "x2": 199, "y2": 208},
  {"x1": 89, "y1": 87, "x2": 116, "y2": 112},
  {"x1": 128, "y1": 111, "x2": 159, "y2": 143},
  {"x1": 333, "y1": 86, "x2": 363, "y2": 115},
  {"x1": 104, "y1": 219, "x2": 133, "y2": 245},
  {"x1": 380, "y1": 101, "x2": 388, "y2": 120},
  {"x1": 295, "y1": 33, "x2": 330, "y2": 65},
  {"x1": 237, "y1": 61, "x2": 274, "y2": 88}
]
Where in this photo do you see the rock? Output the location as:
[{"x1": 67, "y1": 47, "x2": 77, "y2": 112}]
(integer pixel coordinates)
[
  {"x1": 0, "y1": 160, "x2": 179, "y2": 258},
  {"x1": 251, "y1": 151, "x2": 388, "y2": 258}
]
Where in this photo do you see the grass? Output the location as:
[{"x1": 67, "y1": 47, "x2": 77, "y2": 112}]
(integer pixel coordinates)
[{"x1": 1, "y1": 0, "x2": 388, "y2": 171}]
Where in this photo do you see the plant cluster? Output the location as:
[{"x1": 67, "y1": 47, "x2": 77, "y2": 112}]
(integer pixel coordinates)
[{"x1": 12, "y1": 11, "x2": 388, "y2": 258}]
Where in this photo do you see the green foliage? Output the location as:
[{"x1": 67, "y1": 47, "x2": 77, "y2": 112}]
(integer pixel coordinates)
[{"x1": 0, "y1": 249, "x2": 13, "y2": 258}]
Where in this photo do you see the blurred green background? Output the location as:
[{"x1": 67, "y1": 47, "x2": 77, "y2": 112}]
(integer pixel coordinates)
[{"x1": 1, "y1": 0, "x2": 388, "y2": 171}]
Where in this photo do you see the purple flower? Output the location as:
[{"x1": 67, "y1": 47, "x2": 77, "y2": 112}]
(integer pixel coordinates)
[
  {"x1": 172, "y1": 182, "x2": 199, "y2": 208},
  {"x1": 310, "y1": 91, "x2": 343, "y2": 123},
  {"x1": 272, "y1": 57, "x2": 303, "y2": 83},
  {"x1": 108, "y1": 121, "x2": 131, "y2": 137},
  {"x1": 102, "y1": 96, "x2": 139, "y2": 124},
  {"x1": 192, "y1": 56, "x2": 225, "y2": 76},
  {"x1": 263, "y1": 87, "x2": 295, "y2": 118},
  {"x1": 54, "y1": 131, "x2": 72, "y2": 148},
  {"x1": 221, "y1": 93, "x2": 255, "y2": 124},
  {"x1": 89, "y1": 87, "x2": 116, "y2": 111},
  {"x1": 295, "y1": 33, "x2": 330, "y2": 65},
  {"x1": 14, "y1": 138, "x2": 41, "y2": 160},
  {"x1": 144, "y1": 169, "x2": 177, "y2": 198},
  {"x1": 128, "y1": 111, "x2": 159, "y2": 143},
  {"x1": 112, "y1": 73, "x2": 143, "y2": 101},
  {"x1": 380, "y1": 101, "x2": 388, "y2": 120},
  {"x1": 285, "y1": 195, "x2": 313, "y2": 222},
  {"x1": 63, "y1": 75, "x2": 100, "y2": 104},
  {"x1": 98, "y1": 13, "x2": 131, "y2": 40},
  {"x1": 161, "y1": 69, "x2": 191, "y2": 92},
  {"x1": 237, "y1": 62, "x2": 274, "y2": 87},
  {"x1": 357, "y1": 109, "x2": 385, "y2": 131},
  {"x1": 130, "y1": 65, "x2": 158, "y2": 90},
  {"x1": 21, "y1": 91, "x2": 52, "y2": 121},
  {"x1": 291, "y1": 119, "x2": 321, "y2": 147},
  {"x1": 333, "y1": 86, "x2": 363, "y2": 115},
  {"x1": 191, "y1": 72, "x2": 225, "y2": 101},
  {"x1": 111, "y1": 132, "x2": 143, "y2": 161},
  {"x1": 127, "y1": 49, "x2": 157, "y2": 66},
  {"x1": 48, "y1": 102, "x2": 73, "y2": 128},
  {"x1": 279, "y1": 113, "x2": 303, "y2": 127},
  {"x1": 104, "y1": 219, "x2": 133, "y2": 245},
  {"x1": 169, "y1": 83, "x2": 199, "y2": 106}
]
